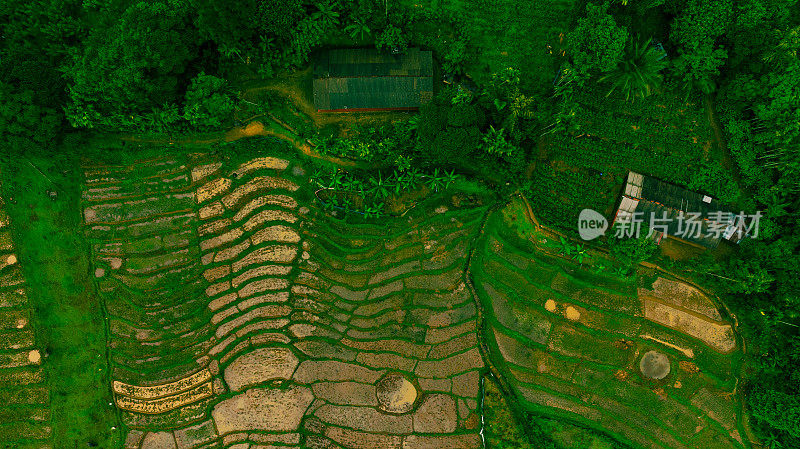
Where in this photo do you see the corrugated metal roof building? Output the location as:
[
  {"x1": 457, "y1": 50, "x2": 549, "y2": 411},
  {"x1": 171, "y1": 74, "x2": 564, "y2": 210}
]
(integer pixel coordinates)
[
  {"x1": 313, "y1": 48, "x2": 434, "y2": 112},
  {"x1": 613, "y1": 171, "x2": 750, "y2": 248}
]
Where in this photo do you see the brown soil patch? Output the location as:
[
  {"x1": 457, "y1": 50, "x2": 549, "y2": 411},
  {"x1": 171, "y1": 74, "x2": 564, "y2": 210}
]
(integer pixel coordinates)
[
  {"x1": 211, "y1": 386, "x2": 313, "y2": 433},
  {"x1": 377, "y1": 373, "x2": 418, "y2": 414},
  {"x1": 413, "y1": 394, "x2": 457, "y2": 433},
  {"x1": 642, "y1": 298, "x2": 735, "y2": 353},
  {"x1": 115, "y1": 382, "x2": 213, "y2": 414},
  {"x1": 140, "y1": 431, "x2": 177, "y2": 449},
  {"x1": 27, "y1": 350, "x2": 41, "y2": 364},
  {"x1": 223, "y1": 347, "x2": 299, "y2": 392},
  {"x1": 679, "y1": 360, "x2": 700, "y2": 373},
  {"x1": 113, "y1": 369, "x2": 212, "y2": 399},
  {"x1": 640, "y1": 277, "x2": 721, "y2": 321},
  {"x1": 242, "y1": 121, "x2": 265, "y2": 136}
]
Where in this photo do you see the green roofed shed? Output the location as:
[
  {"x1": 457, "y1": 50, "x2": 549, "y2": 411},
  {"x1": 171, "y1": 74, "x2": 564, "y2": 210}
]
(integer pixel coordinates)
[{"x1": 313, "y1": 48, "x2": 434, "y2": 112}]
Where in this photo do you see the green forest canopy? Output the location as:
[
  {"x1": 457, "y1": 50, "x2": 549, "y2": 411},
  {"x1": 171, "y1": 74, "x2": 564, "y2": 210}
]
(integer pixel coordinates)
[{"x1": 1, "y1": 0, "x2": 799, "y2": 447}]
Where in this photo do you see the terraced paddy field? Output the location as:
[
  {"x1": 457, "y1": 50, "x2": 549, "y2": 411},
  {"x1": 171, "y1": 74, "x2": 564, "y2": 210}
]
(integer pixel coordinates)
[
  {"x1": 0, "y1": 176, "x2": 52, "y2": 448},
  {"x1": 0, "y1": 136, "x2": 755, "y2": 448},
  {"x1": 472, "y1": 199, "x2": 749, "y2": 449},
  {"x1": 79, "y1": 139, "x2": 491, "y2": 449}
]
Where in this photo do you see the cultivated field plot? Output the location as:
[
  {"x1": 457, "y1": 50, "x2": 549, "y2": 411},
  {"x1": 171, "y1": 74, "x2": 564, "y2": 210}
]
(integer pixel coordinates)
[
  {"x1": 548, "y1": 93, "x2": 713, "y2": 185},
  {"x1": 0, "y1": 182, "x2": 52, "y2": 448},
  {"x1": 81, "y1": 141, "x2": 490, "y2": 449},
  {"x1": 82, "y1": 154, "x2": 216, "y2": 430},
  {"x1": 530, "y1": 92, "x2": 715, "y2": 231},
  {"x1": 406, "y1": 0, "x2": 578, "y2": 91},
  {"x1": 472, "y1": 202, "x2": 747, "y2": 449}
]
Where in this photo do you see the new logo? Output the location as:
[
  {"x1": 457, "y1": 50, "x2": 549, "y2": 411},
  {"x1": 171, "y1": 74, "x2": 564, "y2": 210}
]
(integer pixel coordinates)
[{"x1": 578, "y1": 209, "x2": 608, "y2": 241}]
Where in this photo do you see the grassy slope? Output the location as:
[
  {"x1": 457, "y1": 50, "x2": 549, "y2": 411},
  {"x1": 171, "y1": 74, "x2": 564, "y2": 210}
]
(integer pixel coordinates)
[
  {"x1": 484, "y1": 375, "x2": 624, "y2": 449},
  {"x1": 0, "y1": 148, "x2": 122, "y2": 448}
]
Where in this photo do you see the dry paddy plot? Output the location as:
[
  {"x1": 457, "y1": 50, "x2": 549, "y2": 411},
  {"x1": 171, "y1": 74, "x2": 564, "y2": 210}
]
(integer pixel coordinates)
[
  {"x1": 639, "y1": 277, "x2": 736, "y2": 353},
  {"x1": 285, "y1": 203, "x2": 488, "y2": 449},
  {"x1": 98, "y1": 149, "x2": 490, "y2": 449},
  {"x1": 473, "y1": 202, "x2": 748, "y2": 449},
  {"x1": 82, "y1": 155, "x2": 217, "y2": 433}
]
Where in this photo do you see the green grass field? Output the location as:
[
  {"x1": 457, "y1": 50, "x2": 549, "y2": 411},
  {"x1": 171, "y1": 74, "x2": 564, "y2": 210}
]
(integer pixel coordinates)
[
  {"x1": 473, "y1": 199, "x2": 749, "y2": 449},
  {"x1": 1, "y1": 148, "x2": 123, "y2": 448}
]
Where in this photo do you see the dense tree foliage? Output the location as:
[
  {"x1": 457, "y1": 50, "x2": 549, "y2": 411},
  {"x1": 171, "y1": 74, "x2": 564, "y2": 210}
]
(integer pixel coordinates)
[
  {"x1": 1, "y1": 0, "x2": 799, "y2": 446},
  {"x1": 608, "y1": 227, "x2": 658, "y2": 273},
  {"x1": 62, "y1": 0, "x2": 199, "y2": 130},
  {"x1": 567, "y1": 2, "x2": 629, "y2": 78},
  {"x1": 182, "y1": 73, "x2": 237, "y2": 130}
]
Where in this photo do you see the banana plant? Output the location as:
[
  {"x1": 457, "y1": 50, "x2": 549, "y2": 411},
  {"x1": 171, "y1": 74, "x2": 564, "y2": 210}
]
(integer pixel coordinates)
[
  {"x1": 443, "y1": 169, "x2": 459, "y2": 189},
  {"x1": 364, "y1": 202, "x2": 384, "y2": 219},
  {"x1": 558, "y1": 236, "x2": 574, "y2": 256},
  {"x1": 425, "y1": 168, "x2": 448, "y2": 192},
  {"x1": 571, "y1": 244, "x2": 589, "y2": 265},
  {"x1": 368, "y1": 172, "x2": 393, "y2": 198},
  {"x1": 327, "y1": 169, "x2": 344, "y2": 190},
  {"x1": 339, "y1": 196, "x2": 353, "y2": 212},
  {"x1": 399, "y1": 169, "x2": 420, "y2": 191},
  {"x1": 592, "y1": 260, "x2": 610, "y2": 274},
  {"x1": 311, "y1": 168, "x2": 326, "y2": 185},
  {"x1": 613, "y1": 265, "x2": 630, "y2": 277},
  {"x1": 391, "y1": 170, "x2": 404, "y2": 194}
]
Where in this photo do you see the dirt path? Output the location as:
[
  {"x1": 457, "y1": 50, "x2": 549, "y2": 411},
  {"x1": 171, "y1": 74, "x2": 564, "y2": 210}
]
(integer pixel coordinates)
[
  {"x1": 704, "y1": 94, "x2": 727, "y2": 155},
  {"x1": 120, "y1": 117, "x2": 363, "y2": 169},
  {"x1": 239, "y1": 67, "x2": 413, "y2": 132}
]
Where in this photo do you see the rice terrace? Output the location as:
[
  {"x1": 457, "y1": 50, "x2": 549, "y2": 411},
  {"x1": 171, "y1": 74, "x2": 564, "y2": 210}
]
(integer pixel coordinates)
[{"x1": 1, "y1": 1, "x2": 798, "y2": 449}]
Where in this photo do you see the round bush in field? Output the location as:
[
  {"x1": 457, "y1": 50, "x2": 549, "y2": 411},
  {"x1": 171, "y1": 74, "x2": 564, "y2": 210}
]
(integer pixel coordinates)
[
  {"x1": 640, "y1": 351, "x2": 671, "y2": 380},
  {"x1": 376, "y1": 373, "x2": 418, "y2": 414}
]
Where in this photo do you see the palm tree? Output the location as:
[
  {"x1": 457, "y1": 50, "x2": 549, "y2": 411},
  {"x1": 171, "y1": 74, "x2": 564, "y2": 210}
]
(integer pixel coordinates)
[
  {"x1": 600, "y1": 37, "x2": 668, "y2": 101},
  {"x1": 345, "y1": 19, "x2": 371, "y2": 41},
  {"x1": 313, "y1": 1, "x2": 340, "y2": 25},
  {"x1": 763, "y1": 26, "x2": 800, "y2": 67}
]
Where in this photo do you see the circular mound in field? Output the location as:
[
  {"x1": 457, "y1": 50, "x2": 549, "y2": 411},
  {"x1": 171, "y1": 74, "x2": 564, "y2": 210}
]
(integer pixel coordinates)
[
  {"x1": 28, "y1": 350, "x2": 41, "y2": 364},
  {"x1": 640, "y1": 351, "x2": 671, "y2": 380},
  {"x1": 564, "y1": 306, "x2": 581, "y2": 321},
  {"x1": 376, "y1": 373, "x2": 417, "y2": 414}
]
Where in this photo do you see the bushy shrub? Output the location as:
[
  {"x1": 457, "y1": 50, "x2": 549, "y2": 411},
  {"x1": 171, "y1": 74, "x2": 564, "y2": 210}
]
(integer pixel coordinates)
[
  {"x1": 182, "y1": 72, "x2": 236, "y2": 130},
  {"x1": 608, "y1": 226, "x2": 658, "y2": 272}
]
